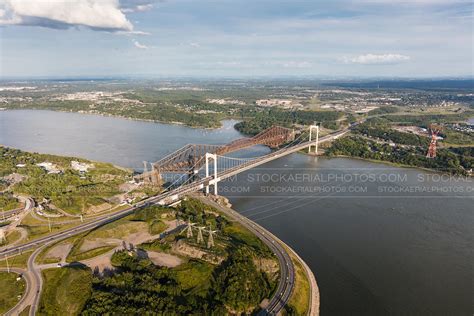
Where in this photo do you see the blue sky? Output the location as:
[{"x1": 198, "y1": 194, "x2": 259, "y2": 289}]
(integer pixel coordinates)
[{"x1": 0, "y1": 0, "x2": 472, "y2": 78}]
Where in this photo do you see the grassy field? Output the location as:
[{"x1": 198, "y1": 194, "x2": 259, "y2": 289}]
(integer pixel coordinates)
[
  {"x1": 286, "y1": 255, "x2": 311, "y2": 315},
  {"x1": 149, "y1": 219, "x2": 167, "y2": 235},
  {"x1": 63, "y1": 217, "x2": 146, "y2": 262},
  {"x1": 19, "y1": 306, "x2": 30, "y2": 316},
  {"x1": 36, "y1": 234, "x2": 84, "y2": 265},
  {"x1": 38, "y1": 266, "x2": 92, "y2": 316},
  {"x1": 0, "y1": 229, "x2": 23, "y2": 246},
  {"x1": 67, "y1": 245, "x2": 115, "y2": 262},
  {"x1": 442, "y1": 128, "x2": 474, "y2": 145},
  {"x1": 224, "y1": 224, "x2": 273, "y2": 256},
  {"x1": 85, "y1": 217, "x2": 147, "y2": 239},
  {"x1": 0, "y1": 271, "x2": 26, "y2": 314},
  {"x1": 5, "y1": 230, "x2": 23, "y2": 245},
  {"x1": 0, "y1": 251, "x2": 33, "y2": 269},
  {"x1": 0, "y1": 194, "x2": 21, "y2": 212},
  {"x1": 175, "y1": 260, "x2": 214, "y2": 292}
]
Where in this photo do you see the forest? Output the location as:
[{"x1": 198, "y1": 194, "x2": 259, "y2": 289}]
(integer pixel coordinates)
[
  {"x1": 326, "y1": 136, "x2": 473, "y2": 175},
  {"x1": 80, "y1": 199, "x2": 277, "y2": 315},
  {"x1": 234, "y1": 108, "x2": 343, "y2": 135}
]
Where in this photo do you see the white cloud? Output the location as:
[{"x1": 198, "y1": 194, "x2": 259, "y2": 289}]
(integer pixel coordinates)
[
  {"x1": 117, "y1": 30, "x2": 151, "y2": 36},
  {"x1": 342, "y1": 53, "x2": 411, "y2": 64},
  {"x1": 133, "y1": 39, "x2": 148, "y2": 49},
  {"x1": 0, "y1": 0, "x2": 133, "y2": 31},
  {"x1": 122, "y1": 3, "x2": 154, "y2": 13}
]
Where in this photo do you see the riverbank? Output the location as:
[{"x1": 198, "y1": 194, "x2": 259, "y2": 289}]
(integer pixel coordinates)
[
  {"x1": 2, "y1": 107, "x2": 224, "y2": 130},
  {"x1": 325, "y1": 135, "x2": 473, "y2": 176},
  {"x1": 327, "y1": 153, "x2": 473, "y2": 177},
  {"x1": 196, "y1": 194, "x2": 320, "y2": 315}
]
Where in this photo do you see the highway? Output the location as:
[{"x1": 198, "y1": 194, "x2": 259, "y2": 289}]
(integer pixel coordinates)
[
  {"x1": 1, "y1": 197, "x2": 33, "y2": 221},
  {"x1": 195, "y1": 195, "x2": 294, "y2": 315},
  {"x1": 1, "y1": 127, "x2": 349, "y2": 314},
  {"x1": 0, "y1": 128, "x2": 348, "y2": 258},
  {"x1": 1, "y1": 207, "x2": 23, "y2": 220}
]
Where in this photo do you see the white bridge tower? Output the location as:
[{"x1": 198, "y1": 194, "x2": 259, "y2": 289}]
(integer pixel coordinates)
[
  {"x1": 205, "y1": 153, "x2": 219, "y2": 195},
  {"x1": 308, "y1": 124, "x2": 320, "y2": 154}
]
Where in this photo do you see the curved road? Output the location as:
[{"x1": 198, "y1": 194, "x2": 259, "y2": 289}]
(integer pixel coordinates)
[
  {"x1": 0, "y1": 267, "x2": 33, "y2": 316},
  {"x1": 195, "y1": 195, "x2": 294, "y2": 315},
  {"x1": 1, "y1": 127, "x2": 352, "y2": 314}
]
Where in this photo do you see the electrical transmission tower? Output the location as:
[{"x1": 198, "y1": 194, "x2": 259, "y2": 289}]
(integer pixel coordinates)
[
  {"x1": 196, "y1": 226, "x2": 205, "y2": 244},
  {"x1": 426, "y1": 125, "x2": 442, "y2": 158},
  {"x1": 186, "y1": 221, "x2": 195, "y2": 238},
  {"x1": 207, "y1": 225, "x2": 217, "y2": 248},
  {"x1": 180, "y1": 219, "x2": 196, "y2": 238}
]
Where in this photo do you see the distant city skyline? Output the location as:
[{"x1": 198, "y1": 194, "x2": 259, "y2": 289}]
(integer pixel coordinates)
[{"x1": 0, "y1": 0, "x2": 472, "y2": 78}]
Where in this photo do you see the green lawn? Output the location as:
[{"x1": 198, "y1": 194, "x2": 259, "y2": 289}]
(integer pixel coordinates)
[
  {"x1": 38, "y1": 266, "x2": 92, "y2": 316},
  {"x1": 0, "y1": 230, "x2": 21, "y2": 246},
  {"x1": 443, "y1": 128, "x2": 474, "y2": 145},
  {"x1": 224, "y1": 224, "x2": 272, "y2": 256},
  {"x1": 286, "y1": 256, "x2": 310, "y2": 316},
  {"x1": 0, "y1": 271, "x2": 26, "y2": 314},
  {"x1": 67, "y1": 245, "x2": 115, "y2": 263},
  {"x1": 149, "y1": 219, "x2": 167, "y2": 235},
  {"x1": 175, "y1": 260, "x2": 214, "y2": 292},
  {"x1": 0, "y1": 194, "x2": 21, "y2": 212},
  {"x1": 0, "y1": 251, "x2": 33, "y2": 269}
]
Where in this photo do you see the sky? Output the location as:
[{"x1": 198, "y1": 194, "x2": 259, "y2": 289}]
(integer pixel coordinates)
[{"x1": 0, "y1": 0, "x2": 472, "y2": 78}]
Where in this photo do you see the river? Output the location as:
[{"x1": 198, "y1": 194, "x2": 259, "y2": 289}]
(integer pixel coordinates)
[{"x1": 1, "y1": 110, "x2": 472, "y2": 315}]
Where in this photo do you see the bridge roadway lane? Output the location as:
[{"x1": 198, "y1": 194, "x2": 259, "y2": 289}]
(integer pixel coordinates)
[
  {"x1": 1, "y1": 207, "x2": 23, "y2": 219},
  {"x1": 1, "y1": 197, "x2": 34, "y2": 221},
  {"x1": 0, "y1": 128, "x2": 349, "y2": 314}
]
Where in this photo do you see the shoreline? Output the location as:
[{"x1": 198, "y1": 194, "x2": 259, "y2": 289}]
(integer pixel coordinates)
[
  {"x1": 4, "y1": 108, "x2": 469, "y2": 176},
  {"x1": 326, "y1": 153, "x2": 473, "y2": 176},
  {"x1": 196, "y1": 194, "x2": 320, "y2": 315},
  {"x1": 1, "y1": 107, "x2": 225, "y2": 130}
]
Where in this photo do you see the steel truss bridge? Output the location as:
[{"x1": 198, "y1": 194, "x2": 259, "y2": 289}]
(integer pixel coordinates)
[
  {"x1": 136, "y1": 125, "x2": 296, "y2": 184},
  {"x1": 1, "y1": 124, "x2": 349, "y2": 316},
  {"x1": 149, "y1": 126, "x2": 347, "y2": 204}
]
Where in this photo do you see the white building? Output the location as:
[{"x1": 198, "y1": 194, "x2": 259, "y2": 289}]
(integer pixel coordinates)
[
  {"x1": 36, "y1": 162, "x2": 61, "y2": 174},
  {"x1": 71, "y1": 161, "x2": 94, "y2": 173}
]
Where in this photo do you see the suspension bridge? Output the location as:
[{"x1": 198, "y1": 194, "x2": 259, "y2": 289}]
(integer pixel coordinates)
[
  {"x1": 136, "y1": 125, "x2": 296, "y2": 185},
  {"x1": 1, "y1": 124, "x2": 350, "y2": 316},
  {"x1": 136, "y1": 124, "x2": 348, "y2": 201}
]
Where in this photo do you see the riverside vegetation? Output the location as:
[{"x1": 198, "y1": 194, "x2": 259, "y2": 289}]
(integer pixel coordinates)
[
  {"x1": 326, "y1": 117, "x2": 473, "y2": 175},
  {"x1": 0, "y1": 146, "x2": 137, "y2": 215},
  {"x1": 36, "y1": 199, "x2": 281, "y2": 315}
]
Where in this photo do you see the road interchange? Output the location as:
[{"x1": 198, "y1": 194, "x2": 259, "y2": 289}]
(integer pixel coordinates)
[{"x1": 1, "y1": 127, "x2": 349, "y2": 315}]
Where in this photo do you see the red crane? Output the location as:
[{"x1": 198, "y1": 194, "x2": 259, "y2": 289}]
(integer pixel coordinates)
[{"x1": 426, "y1": 125, "x2": 442, "y2": 158}]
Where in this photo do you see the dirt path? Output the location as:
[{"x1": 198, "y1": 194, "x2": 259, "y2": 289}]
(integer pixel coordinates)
[
  {"x1": 44, "y1": 243, "x2": 73, "y2": 263},
  {"x1": 146, "y1": 251, "x2": 182, "y2": 267}
]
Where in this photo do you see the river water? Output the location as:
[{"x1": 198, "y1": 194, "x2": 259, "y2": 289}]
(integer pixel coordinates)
[{"x1": 1, "y1": 110, "x2": 472, "y2": 315}]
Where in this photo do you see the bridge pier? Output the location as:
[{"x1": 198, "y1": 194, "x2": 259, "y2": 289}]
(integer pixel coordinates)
[
  {"x1": 150, "y1": 165, "x2": 163, "y2": 186},
  {"x1": 309, "y1": 124, "x2": 319, "y2": 154},
  {"x1": 205, "y1": 153, "x2": 218, "y2": 195}
]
